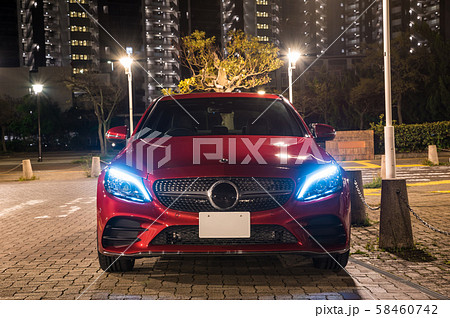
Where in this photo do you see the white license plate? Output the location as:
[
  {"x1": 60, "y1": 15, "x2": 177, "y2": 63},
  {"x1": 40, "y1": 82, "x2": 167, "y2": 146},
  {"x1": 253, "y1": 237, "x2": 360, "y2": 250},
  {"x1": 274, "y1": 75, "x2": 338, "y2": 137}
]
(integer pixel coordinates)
[{"x1": 199, "y1": 212, "x2": 250, "y2": 238}]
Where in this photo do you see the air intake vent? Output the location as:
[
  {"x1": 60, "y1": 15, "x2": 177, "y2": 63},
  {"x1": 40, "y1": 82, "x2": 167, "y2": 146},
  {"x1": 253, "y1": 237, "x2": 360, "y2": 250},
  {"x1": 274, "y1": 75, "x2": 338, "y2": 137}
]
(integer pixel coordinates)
[
  {"x1": 150, "y1": 225, "x2": 298, "y2": 245},
  {"x1": 102, "y1": 217, "x2": 146, "y2": 248},
  {"x1": 303, "y1": 215, "x2": 347, "y2": 248}
]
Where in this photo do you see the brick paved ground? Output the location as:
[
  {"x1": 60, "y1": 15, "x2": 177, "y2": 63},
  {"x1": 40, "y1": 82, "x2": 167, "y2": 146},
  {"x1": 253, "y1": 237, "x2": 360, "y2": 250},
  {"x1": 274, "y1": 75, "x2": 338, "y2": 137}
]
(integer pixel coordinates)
[
  {"x1": 352, "y1": 182, "x2": 450, "y2": 298},
  {"x1": 0, "y1": 178, "x2": 445, "y2": 300}
]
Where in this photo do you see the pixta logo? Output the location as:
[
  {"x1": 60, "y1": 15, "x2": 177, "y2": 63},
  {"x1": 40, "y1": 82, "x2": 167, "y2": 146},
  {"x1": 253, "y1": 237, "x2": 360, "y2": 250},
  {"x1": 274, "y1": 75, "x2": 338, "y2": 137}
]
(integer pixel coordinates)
[
  {"x1": 193, "y1": 137, "x2": 326, "y2": 165},
  {"x1": 126, "y1": 133, "x2": 327, "y2": 174},
  {"x1": 126, "y1": 128, "x2": 172, "y2": 174}
]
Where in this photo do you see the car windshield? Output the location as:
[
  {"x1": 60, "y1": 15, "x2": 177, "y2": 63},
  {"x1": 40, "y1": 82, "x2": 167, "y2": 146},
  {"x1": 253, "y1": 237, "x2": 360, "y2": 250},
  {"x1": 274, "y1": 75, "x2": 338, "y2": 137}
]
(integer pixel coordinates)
[{"x1": 138, "y1": 97, "x2": 306, "y2": 137}]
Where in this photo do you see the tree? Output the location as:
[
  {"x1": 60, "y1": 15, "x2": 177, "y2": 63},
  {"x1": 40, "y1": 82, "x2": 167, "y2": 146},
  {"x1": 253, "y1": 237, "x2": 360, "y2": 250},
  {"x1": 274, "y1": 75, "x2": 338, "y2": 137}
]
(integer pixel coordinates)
[
  {"x1": 179, "y1": 30, "x2": 283, "y2": 93},
  {"x1": 0, "y1": 95, "x2": 18, "y2": 152},
  {"x1": 390, "y1": 34, "x2": 426, "y2": 124},
  {"x1": 350, "y1": 77, "x2": 384, "y2": 129},
  {"x1": 356, "y1": 36, "x2": 425, "y2": 125},
  {"x1": 294, "y1": 69, "x2": 345, "y2": 125},
  {"x1": 413, "y1": 22, "x2": 450, "y2": 122},
  {"x1": 65, "y1": 71, "x2": 124, "y2": 155}
]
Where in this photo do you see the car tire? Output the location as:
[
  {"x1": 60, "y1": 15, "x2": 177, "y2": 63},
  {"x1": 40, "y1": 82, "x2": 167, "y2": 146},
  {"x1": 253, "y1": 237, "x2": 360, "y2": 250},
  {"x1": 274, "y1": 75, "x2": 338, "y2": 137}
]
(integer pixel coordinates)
[
  {"x1": 312, "y1": 250, "x2": 349, "y2": 271},
  {"x1": 98, "y1": 252, "x2": 135, "y2": 272}
]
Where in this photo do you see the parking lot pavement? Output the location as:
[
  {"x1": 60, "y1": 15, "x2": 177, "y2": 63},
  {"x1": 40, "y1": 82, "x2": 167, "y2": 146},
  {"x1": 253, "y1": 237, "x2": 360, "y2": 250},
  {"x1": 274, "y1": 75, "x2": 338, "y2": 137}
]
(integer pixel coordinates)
[
  {"x1": 0, "y1": 151, "x2": 109, "y2": 182},
  {"x1": 339, "y1": 157, "x2": 450, "y2": 184},
  {"x1": 351, "y1": 181, "x2": 450, "y2": 299},
  {"x1": 1, "y1": 178, "x2": 446, "y2": 300}
]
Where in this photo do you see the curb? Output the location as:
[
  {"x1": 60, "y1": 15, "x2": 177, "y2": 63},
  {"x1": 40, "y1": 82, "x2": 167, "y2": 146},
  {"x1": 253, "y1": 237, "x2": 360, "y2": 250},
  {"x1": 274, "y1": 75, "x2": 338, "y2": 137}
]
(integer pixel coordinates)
[{"x1": 350, "y1": 257, "x2": 448, "y2": 300}]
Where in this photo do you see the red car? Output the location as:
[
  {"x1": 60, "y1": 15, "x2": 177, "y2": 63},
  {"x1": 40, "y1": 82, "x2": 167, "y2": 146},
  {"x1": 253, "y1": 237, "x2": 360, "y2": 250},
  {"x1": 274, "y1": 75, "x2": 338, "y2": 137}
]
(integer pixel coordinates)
[{"x1": 97, "y1": 93, "x2": 350, "y2": 272}]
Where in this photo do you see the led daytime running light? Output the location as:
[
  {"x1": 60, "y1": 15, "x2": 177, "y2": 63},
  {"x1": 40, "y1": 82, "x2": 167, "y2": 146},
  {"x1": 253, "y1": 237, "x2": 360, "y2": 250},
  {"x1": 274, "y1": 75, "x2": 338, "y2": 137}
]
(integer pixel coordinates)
[{"x1": 297, "y1": 164, "x2": 342, "y2": 201}]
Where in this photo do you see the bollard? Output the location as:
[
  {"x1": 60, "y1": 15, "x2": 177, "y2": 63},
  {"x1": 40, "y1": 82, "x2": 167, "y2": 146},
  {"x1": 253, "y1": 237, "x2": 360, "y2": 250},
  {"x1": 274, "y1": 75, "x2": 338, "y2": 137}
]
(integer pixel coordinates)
[
  {"x1": 380, "y1": 155, "x2": 386, "y2": 179},
  {"x1": 346, "y1": 170, "x2": 367, "y2": 225},
  {"x1": 379, "y1": 179, "x2": 414, "y2": 249},
  {"x1": 428, "y1": 145, "x2": 439, "y2": 165},
  {"x1": 22, "y1": 159, "x2": 34, "y2": 179},
  {"x1": 91, "y1": 157, "x2": 101, "y2": 178}
]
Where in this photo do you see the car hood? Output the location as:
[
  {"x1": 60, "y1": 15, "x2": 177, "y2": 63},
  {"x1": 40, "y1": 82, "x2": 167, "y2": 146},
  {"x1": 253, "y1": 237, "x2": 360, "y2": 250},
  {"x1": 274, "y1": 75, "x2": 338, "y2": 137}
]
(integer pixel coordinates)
[{"x1": 111, "y1": 136, "x2": 335, "y2": 180}]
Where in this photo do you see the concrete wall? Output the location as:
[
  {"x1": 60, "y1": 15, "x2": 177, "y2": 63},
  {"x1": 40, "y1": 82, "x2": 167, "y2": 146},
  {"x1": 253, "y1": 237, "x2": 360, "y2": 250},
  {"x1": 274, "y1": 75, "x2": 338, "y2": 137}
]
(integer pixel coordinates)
[
  {"x1": 0, "y1": 66, "x2": 73, "y2": 111},
  {"x1": 325, "y1": 130, "x2": 374, "y2": 161}
]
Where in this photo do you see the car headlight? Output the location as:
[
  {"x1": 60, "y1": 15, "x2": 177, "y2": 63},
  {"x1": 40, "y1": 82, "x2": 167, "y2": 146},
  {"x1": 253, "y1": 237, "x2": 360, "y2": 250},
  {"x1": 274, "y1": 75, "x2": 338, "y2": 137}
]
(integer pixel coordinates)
[
  {"x1": 104, "y1": 167, "x2": 152, "y2": 203},
  {"x1": 296, "y1": 164, "x2": 343, "y2": 201}
]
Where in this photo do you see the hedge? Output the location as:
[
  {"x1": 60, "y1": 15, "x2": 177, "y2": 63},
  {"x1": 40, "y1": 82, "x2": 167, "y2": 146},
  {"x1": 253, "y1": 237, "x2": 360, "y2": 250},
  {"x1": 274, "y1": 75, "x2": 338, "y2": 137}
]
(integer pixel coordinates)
[{"x1": 370, "y1": 119, "x2": 450, "y2": 154}]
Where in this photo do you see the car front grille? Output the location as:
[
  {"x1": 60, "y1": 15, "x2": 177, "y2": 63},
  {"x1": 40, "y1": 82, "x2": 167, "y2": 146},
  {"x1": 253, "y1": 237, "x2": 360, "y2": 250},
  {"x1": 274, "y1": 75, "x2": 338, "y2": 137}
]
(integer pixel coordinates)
[
  {"x1": 150, "y1": 225, "x2": 298, "y2": 245},
  {"x1": 153, "y1": 177, "x2": 295, "y2": 212}
]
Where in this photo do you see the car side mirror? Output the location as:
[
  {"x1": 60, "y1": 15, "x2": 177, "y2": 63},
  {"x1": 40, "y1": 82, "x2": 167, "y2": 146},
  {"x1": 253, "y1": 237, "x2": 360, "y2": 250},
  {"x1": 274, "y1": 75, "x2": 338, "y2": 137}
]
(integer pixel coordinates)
[
  {"x1": 106, "y1": 126, "x2": 128, "y2": 141},
  {"x1": 311, "y1": 123, "x2": 336, "y2": 142}
]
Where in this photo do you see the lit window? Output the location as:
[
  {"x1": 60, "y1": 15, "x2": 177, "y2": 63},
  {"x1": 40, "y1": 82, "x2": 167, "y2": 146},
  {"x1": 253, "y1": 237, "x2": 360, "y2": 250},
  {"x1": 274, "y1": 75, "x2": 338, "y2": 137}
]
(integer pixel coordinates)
[
  {"x1": 257, "y1": 23, "x2": 269, "y2": 29},
  {"x1": 257, "y1": 36, "x2": 269, "y2": 42},
  {"x1": 70, "y1": 11, "x2": 87, "y2": 18},
  {"x1": 256, "y1": 0, "x2": 268, "y2": 5},
  {"x1": 73, "y1": 68, "x2": 88, "y2": 74},
  {"x1": 70, "y1": 25, "x2": 88, "y2": 32},
  {"x1": 257, "y1": 11, "x2": 269, "y2": 17}
]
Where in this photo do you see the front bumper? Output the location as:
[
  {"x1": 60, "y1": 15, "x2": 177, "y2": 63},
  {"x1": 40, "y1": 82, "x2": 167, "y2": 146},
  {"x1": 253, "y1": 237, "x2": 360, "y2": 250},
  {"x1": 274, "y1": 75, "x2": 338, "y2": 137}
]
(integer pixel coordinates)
[{"x1": 97, "y1": 174, "x2": 351, "y2": 257}]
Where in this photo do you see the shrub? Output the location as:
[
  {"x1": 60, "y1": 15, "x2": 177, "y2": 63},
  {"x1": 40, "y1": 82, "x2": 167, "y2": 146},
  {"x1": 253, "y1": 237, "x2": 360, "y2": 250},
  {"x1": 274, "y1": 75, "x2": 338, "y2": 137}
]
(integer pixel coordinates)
[{"x1": 370, "y1": 115, "x2": 450, "y2": 153}]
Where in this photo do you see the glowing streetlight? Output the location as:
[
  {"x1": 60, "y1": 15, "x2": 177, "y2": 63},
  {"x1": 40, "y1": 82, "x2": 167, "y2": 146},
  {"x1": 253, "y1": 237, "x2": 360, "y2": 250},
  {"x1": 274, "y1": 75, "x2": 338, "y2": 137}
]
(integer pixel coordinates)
[
  {"x1": 32, "y1": 84, "x2": 44, "y2": 162},
  {"x1": 120, "y1": 55, "x2": 134, "y2": 134},
  {"x1": 32, "y1": 84, "x2": 43, "y2": 94},
  {"x1": 287, "y1": 48, "x2": 301, "y2": 104},
  {"x1": 119, "y1": 56, "x2": 133, "y2": 70}
]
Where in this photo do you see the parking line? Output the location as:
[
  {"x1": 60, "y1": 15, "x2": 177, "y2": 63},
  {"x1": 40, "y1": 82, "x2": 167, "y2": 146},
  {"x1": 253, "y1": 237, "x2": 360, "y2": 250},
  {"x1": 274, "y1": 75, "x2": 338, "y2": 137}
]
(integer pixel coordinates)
[
  {"x1": 396, "y1": 164, "x2": 426, "y2": 167},
  {"x1": 340, "y1": 161, "x2": 380, "y2": 169},
  {"x1": 408, "y1": 180, "x2": 450, "y2": 187},
  {"x1": 363, "y1": 189, "x2": 381, "y2": 196},
  {"x1": 343, "y1": 163, "x2": 428, "y2": 169}
]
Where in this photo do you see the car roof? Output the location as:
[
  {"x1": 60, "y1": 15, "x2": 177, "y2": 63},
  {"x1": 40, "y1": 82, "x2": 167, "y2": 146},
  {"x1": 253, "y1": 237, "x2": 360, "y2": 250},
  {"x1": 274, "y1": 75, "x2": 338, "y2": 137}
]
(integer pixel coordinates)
[{"x1": 159, "y1": 92, "x2": 282, "y2": 101}]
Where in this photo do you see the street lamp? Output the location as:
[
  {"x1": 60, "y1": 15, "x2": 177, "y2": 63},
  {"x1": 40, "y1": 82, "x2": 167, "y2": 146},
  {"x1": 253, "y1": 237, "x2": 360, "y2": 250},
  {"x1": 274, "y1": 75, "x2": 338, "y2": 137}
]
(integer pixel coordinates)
[
  {"x1": 382, "y1": 0, "x2": 395, "y2": 179},
  {"x1": 287, "y1": 48, "x2": 301, "y2": 104},
  {"x1": 32, "y1": 84, "x2": 44, "y2": 162},
  {"x1": 120, "y1": 55, "x2": 134, "y2": 134}
]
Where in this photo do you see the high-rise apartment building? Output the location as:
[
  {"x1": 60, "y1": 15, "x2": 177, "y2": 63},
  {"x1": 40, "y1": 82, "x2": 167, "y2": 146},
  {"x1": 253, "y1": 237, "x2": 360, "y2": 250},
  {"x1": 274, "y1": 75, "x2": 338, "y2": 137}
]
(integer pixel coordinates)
[
  {"x1": 283, "y1": 0, "x2": 448, "y2": 58},
  {"x1": 218, "y1": 0, "x2": 282, "y2": 90},
  {"x1": 409, "y1": 0, "x2": 449, "y2": 49},
  {"x1": 68, "y1": 0, "x2": 100, "y2": 73},
  {"x1": 18, "y1": 0, "x2": 99, "y2": 73},
  {"x1": 143, "y1": 0, "x2": 180, "y2": 101},
  {"x1": 220, "y1": 0, "x2": 281, "y2": 48}
]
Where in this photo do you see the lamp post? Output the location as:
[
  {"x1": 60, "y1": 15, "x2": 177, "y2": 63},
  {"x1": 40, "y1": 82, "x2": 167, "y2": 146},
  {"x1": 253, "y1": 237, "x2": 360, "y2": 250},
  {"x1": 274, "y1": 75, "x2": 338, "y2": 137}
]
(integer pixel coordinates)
[
  {"x1": 120, "y1": 55, "x2": 134, "y2": 134},
  {"x1": 287, "y1": 48, "x2": 301, "y2": 104},
  {"x1": 378, "y1": 0, "x2": 414, "y2": 251},
  {"x1": 382, "y1": 0, "x2": 396, "y2": 179},
  {"x1": 32, "y1": 84, "x2": 43, "y2": 162}
]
